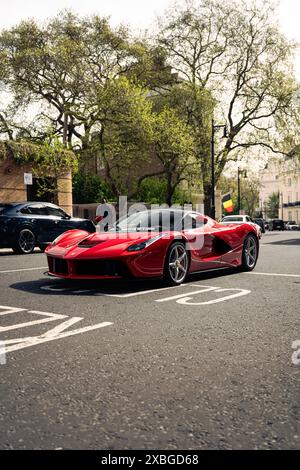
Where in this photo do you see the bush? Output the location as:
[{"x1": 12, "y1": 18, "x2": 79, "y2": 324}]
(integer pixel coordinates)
[{"x1": 72, "y1": 173, "x2": 112, "y2": 204}]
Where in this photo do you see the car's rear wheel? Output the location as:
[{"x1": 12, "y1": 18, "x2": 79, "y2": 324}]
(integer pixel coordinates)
[
  {"x1": 240, "y1": 234, "x2": 258, "y2": 271},
  {"x1": 13, "y1": 229, "x2": 36, "y2": 254},
  {"x1": 163, "y1": 241, "x2": 189, "y2": 285}
]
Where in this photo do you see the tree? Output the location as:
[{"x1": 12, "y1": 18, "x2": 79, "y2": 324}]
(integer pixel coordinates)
[
  {"x1": 0, "y1": 12, "x2": 182, "y2": 201},
  {"x1": 0, "y1": 12, "x2": 147, "y2": 147},
  {"x1": 152, "y1": 81, "x2": 216, "y2": 206},
  {"x1": 218, "y1": 174, "x2": 260, "y2": 217},
  {"x1": 93, "y1": 76, "x2": 154, "y2": 198},
  {"x1": 266, "y1": 192, "x2": 279, "y2": 219},
  {"x1": 149, "y1": 107, "x2": 196, "y2": 205},
  {"x1": 158, "y1": 0, "x2": 296, "y2": 214}
]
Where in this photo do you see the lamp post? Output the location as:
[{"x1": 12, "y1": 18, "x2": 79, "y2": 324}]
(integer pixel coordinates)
[
  {"x1": 211, "y1": 119, "x2": 227, "y2": 220},
  {"x1": 279, "y1": 191, "x2": 284, "y2": 219},
  {"x1": 237, "y1": 167, "x2": 247, "y2": 214}
]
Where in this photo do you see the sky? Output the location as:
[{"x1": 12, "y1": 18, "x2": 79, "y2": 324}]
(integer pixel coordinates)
[{"x1": 0, "y1": 1, "x2": 299, "y2": 74}]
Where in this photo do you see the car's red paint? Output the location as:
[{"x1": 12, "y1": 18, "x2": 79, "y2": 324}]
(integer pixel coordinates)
[{"x1": 45, "y1": 210, "x2": 259, "y2": 280}]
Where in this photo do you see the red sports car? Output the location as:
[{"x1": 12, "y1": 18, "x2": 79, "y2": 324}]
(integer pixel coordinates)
[{"x1": 45, "y1": 209, "x2": 259, "y2": 285}]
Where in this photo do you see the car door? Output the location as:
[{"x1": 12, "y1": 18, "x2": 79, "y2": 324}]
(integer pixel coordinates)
[
  {"x1": 183, "y1": 214, "x2": 223, "y2": 271},
  {"x1": 44, "y1": 205, "x2": 73, "y2": 240},
  {"x1": 20, "y1": 203, "x2": 55, "y2": 243}
]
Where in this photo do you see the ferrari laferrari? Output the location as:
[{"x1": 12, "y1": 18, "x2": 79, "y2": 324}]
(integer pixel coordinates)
[{"x1": 45, "y1": 209, "x2": 259, "y2": 285}]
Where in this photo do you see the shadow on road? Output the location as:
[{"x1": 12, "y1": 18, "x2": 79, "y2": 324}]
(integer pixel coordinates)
[
  {"x1": 266, "y1": 238, "x2": 300, "y2": 246},
  {"x1": 9, "y1": 267, "x2": 240, "y2": 297}
]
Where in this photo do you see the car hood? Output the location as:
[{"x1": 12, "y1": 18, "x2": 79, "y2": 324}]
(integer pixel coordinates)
[{"x1": 47, "y1": 230, "x2": 166, "y2": 259}]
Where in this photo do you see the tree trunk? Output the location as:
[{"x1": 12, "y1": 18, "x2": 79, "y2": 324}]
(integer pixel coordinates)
[
  {"x1": 203, "y1": 181, "x2": 211, "y2": 217},
  {"x1": 166, "y1": 172, "x2": 173, "y2": 206}
]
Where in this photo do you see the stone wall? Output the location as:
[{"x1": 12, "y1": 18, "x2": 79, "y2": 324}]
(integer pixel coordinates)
[
  {"x1": 0, "y1": 160, "x2": 27, "y2": 202},
  {"x1": 0, "y1": 161, "x2": 73, "y2": 215}
]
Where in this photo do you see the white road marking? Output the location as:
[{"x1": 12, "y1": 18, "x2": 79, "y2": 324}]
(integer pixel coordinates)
[
  {"x1": 0, "y1": 305, "x2": 113, "y2": 355},
  {"x1": 2, "y1": 320, "x2": 113, "y2": 353},
  {"x1": 0, "y1": 267, "x2": 47, "y2": 274},
  {"x1": 0, "y1": 307, "x2": 67, "y2": 332},
  {"x1": 100, "y1": 284, "x2": 186, "y2": 298},
  {"x1": 244, "y1": 272, "x2": 300, "y2": 278},
  {"x1": 156, "y1": 285, "x2": 251, "y2": 305},
  {"x1": 0, "y1": 306, "x2": 27, "y2": 316},
  {"x1": 156, "y1": 286, "x2": 217, "y2": 302},
  {"x1": 176, "y1": 288, "x2": 251, "y2": 305},
  {"x1": 40, "y1": 283, "x2": 191, "y2": 297},
  {"x1": 41, "y1": 285, "x2": 70, "y2": 292}
]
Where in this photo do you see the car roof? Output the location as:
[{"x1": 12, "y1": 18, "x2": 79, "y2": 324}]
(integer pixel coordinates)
[
  {"x1": 128, "y1": 209, "x2": 206, "y2": 218},
  {"x1": 0, "y1": 202, "x2": 58, "y2": 207},
  {"x1": 222, "y1": 215, "x2": 246, "y2": 218}
]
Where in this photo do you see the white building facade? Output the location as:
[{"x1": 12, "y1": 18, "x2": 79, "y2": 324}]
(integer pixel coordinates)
[{"x1": 259, "y1": 156, "x2": 300, "y2": 222}]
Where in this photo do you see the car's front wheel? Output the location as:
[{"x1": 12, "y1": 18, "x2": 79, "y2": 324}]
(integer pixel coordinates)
[
  {"x1": 13, "y1": 228, "x2": 36, "y2": 254},
  {"x1": 163, "y1": 241, "x2": 189, "y2": 285},
  {"x1": 240, "y1": 234, "x2": 258, "y2": 271}
]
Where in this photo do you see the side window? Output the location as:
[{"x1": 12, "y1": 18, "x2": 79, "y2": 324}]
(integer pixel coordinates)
[
  {"x1": 24, "y1": 205, "x2": 48, "y2": 215},
  {"x1": 20, "y1": 207, "x2": 30, "y2": 215},
  {"x1": 183, "y1": 214, "x2": 206, "y2": 230},
  {"x1": 46, "y1": 206, "x2": 67, "y2": 218}
]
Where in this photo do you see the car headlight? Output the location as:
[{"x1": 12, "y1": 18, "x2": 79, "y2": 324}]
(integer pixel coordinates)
[{"x1": 127, "y1": 234, "x2": 163, "y2": 252}]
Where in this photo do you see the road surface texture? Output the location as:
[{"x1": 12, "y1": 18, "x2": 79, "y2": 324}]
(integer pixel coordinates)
[{"x1": 0, "y1": 231, "x2": 299, "y2": 449}]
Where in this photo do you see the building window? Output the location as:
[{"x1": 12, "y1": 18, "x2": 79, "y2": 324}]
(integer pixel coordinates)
[
  {"x1": 288, "y1": 211, "x2": 292, "y2": 221},
  {"x1": 288, "y1": 178, "x2": 292, "y2": 187}
]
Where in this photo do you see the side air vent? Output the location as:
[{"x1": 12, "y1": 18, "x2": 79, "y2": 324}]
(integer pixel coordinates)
[{"x1": 213, "y1": 237, "x2": 232, "y2": 255}]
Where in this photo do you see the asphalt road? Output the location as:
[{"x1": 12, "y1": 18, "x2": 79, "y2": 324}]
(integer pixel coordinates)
[{"x1": 0, "y1": 231, "x2": 300, "y2": 450}]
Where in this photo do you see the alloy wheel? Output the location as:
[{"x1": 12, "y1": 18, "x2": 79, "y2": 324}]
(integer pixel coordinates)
[
  {"x1": 18, "y1": 229, "x2": 35, "y2": 254},
  {"x1": 168, "y1": 243, "x2": 188, "y2": 283},
  {"x1": 244, "y1": 236, "x2": 257, "y2": 268}
]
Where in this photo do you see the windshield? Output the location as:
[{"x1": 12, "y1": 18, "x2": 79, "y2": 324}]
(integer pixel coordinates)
[
  {"x1": 222, "y1": 216, "x2": 243, "y2": 222},
  {"x1": 110, "y1": 211, "x2": 186, "y2": 232}
]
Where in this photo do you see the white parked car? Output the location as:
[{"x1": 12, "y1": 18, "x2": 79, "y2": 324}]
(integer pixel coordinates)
[
  {"x1": 285, "y1": 221, "x2": 300, "y2": 231},
  {"x1": 221, "y1": 215, "x2": 262, "y2": 238}
]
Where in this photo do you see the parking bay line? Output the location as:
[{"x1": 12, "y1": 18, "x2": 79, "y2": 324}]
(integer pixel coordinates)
[
  {"x1": 3, "y1": 321, "x2": 113, "y2": 354},
  {"x1": 244, "y1": 272, "x2": 300, "y2": 278},
  {"x1": 0, "y1": 266, "x2": 47, "y2": 274},
  {"x1": 155, "y1": 285, "x2": 218, "y2": 302},
  {"x1": 98, "y1": 283, "x2": 206, "y2": 298},
  {"x1": 155, "y1": 285, "x2": 251, "y2": 305}
]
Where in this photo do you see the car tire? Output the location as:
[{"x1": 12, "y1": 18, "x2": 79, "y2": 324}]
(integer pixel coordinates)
[
  {"x1": 13, "y1": 228, "x2": 36, "y2": 254},
  {"x1": 240, "y1": 234, "x2": 258, "y2": 271},
  {"x1": 163, "y1": 241, "x2": 189, "y2": 286}
]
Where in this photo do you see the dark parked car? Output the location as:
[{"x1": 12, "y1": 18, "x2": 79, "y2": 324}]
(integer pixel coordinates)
[
  {"x1": 0, "y1": 202, "x2": 95, "y2": 254},
  {"x1": 253, "y1": 218, "x2": 265, "y2": 233},
  {"x1": 269, "y1": 219, "x2": 285, "y2": 231}
]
